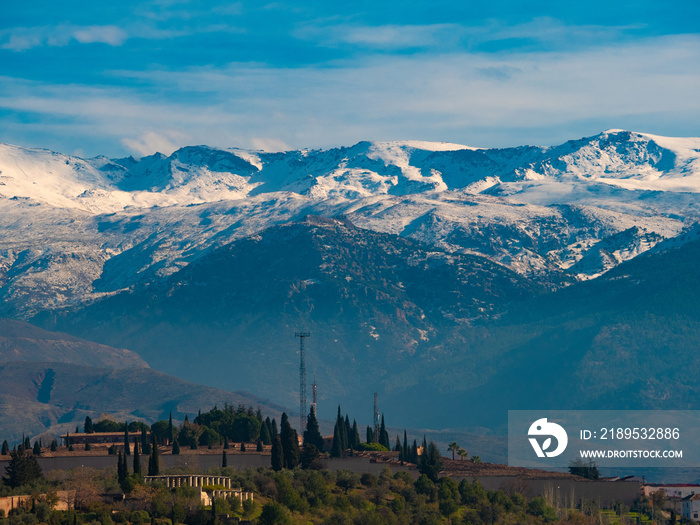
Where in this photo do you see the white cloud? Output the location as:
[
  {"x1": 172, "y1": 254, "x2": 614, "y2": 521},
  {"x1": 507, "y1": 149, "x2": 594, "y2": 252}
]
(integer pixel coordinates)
[
  {"x1": 0, "y1": 34, "x2": 699, "y2": 156},
  {"x1": 72, "y1": 26, "x2": 128, "y2": 46},
  {"x1": 121, "y1": 131, "x2": 189, "y2": 157},
  {"x1": 1, "y1": 25, "x2": 128, "y2": 51},
  {"x1": 250, "y1": 138, "x2": 291, "y2": 152},
  {"x1": 295, "y1": 23, "x2": 460, "y2": 50}
]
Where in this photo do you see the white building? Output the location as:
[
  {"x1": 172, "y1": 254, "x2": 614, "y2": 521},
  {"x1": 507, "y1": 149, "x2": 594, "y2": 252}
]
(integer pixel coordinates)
[{"x1": 682, "y1": 494, "x2": 700, "y2": 522}]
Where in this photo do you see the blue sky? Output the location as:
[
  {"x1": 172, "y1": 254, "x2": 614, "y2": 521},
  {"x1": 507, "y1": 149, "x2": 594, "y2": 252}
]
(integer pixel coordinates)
[{"x1": 1, "y1": 0, "x2": 699, "y2": 157}]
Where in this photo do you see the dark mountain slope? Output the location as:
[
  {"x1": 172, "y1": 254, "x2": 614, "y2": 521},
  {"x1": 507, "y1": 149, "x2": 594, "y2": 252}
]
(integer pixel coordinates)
[
  {"x1": 384, "y1": 238, "x2": 700, "y2": 429},
  {"x1": 37, "y1": 216, "x2": 543, "y2": 420}
]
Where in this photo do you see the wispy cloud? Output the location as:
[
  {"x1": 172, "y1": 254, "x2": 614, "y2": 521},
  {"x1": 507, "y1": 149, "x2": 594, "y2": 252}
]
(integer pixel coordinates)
[
  {"x1": 0, "y1": 33, "x2": 699, "y2": 156},
  {"x1": 121, "y1": 130, "x2": 190, "y2": 157},
  {"x1": 295, "y1": 23, "x2": 461, "y2": 50},
  {"x1": 1, "y1": 25, "x2": 128, "y2": 51}
]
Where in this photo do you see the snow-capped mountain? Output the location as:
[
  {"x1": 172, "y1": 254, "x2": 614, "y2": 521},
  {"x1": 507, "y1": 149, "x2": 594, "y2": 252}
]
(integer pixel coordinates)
[{"x1": 0, "y1": 130, "x2": 699, "y2": 318}]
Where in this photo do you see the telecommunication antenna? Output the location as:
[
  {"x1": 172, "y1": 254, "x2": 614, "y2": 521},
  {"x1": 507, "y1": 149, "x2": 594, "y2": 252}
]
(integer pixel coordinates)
[
  {"x1": 373, "y1": 392, "x2": 379, "y2": 443},
  {"x1": 312, "y1": 380, "x2": 317, "y2": 415},
  {"x1": 295, "y1": 331, "x2": 311, "y2": 431}
]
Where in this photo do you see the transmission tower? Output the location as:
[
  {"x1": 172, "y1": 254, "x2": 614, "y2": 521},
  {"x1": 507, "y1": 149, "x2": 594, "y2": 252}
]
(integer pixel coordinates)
[
  {"x1": 295, "y1": 331, "x2": 310, "y2": 431},
  {"x1": 373, "y1": 392, "x2": 379, "y2": 443},
  {"x1": 312, "y1": 380, "x2": 317, "y2": 416}
]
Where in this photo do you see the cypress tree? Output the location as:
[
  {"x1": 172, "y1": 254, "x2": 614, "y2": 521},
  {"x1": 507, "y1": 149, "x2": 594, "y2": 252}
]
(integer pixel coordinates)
[
  {"x1": 172, "y1": 438, "x2": 180, "y2": 455},
  {"x1": 133, "y1": 441, "x2": 141, "y2": 476},
  {"x1": 256, "y1": 439, "x2": 263, "y2": 452},
  {"x1": 223, "y1": 436, "x2": 229, "y2": 449},
  {"x1": 395, "y1": 436, "x2": 402, "y2": 453},
  {"x1": 366, "y1": 426, "x2": 373, "y2": 444},
  {"x1": 418, "y1": 440, "x2": 443, "y2": 482},
  {"x1": 271, "y1": 418, "x2": 278, "y2": 439},
  {"x1": 84, "y1": 416, "x2": 94, "y2": 433},
  {"x1": 85, "y1": 440, "x2": 91, "y2": 451},
  {"x1": 279, "y1": 413, "x2": 299, "y2": 469},
  {"x1": 379, "y1": 415, "x2": 390, "y2": 449},
  {"x1": 117, "y1": 451, "x2": 125, "y2": 485},
  {"x1": 1, "y1": 440, "x2": 8, "y2": 455},
  {"x1": 352, "y1": 420, "x2": 360, "y2": 450},
  {"x1": 240, "y1": 442, "x2": 246, "y2": 452},
  {"x1": 141, "y1": 427, "x2": 151, "y2": 455},
  {"x1": 66, "y1": 432, "x2": 72, "y2": 451},
  {"x1": 271, "y1": 436, "x2": 283, "y2": 471},
  {"x1": 260, "y1": 422, "x2": 271, "y2": 445},
  {"x1": 50, "y1": 440, "x2": 57, "y2": 452},
  {"x1": 148, "y1": 437, "x2": 159, "y2": 476},
  {"x1": 419, "y1": 436, "x2": 428, "y2": 472},
  {"x1": 24, "y1": 436, "x2": 31, "y2": 450},
  {"x1": 222, "y1": 450, "x2": 227, "y2": 468},
  {"x1": 124, "y1": 422, "x2": 131, "y2": 455},
  {"x1": 411, "y1": 440, "x2": 418, "y2": 464},
  {"x1": 33, "y1": 441, "x2": 41, "y2": 455},
  {"x1": 343, "y1": 415, "x2": 351, "y2": 448},
  {"x1": 303, "y1": 406, "x2": 324, "y2": 450},
  {"x1": 330, "y1": 423, "x2": 342, "y2": 458},
  {"x1": 168, "y1": 413, "x2": 173, "y2": 445},
  {"x1": 403, "y1": 430, "x2": 409, "y2": 461}
]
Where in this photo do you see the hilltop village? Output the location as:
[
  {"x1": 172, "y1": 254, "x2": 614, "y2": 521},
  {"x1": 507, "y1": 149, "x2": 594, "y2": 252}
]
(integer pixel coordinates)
[{"x1": 0, "y1": 404, "x2": 689, "y2": 524}]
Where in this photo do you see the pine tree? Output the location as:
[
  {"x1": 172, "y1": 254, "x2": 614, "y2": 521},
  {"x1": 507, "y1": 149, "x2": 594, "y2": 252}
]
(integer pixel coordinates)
[
  {"x1": 279, "y1": 413, "x2": 299, "y2": 469},
  {"x1": 271, "y1": 436, "x2": 283, "y2": 471},
  {"x1": 1, "y1": 440, "x2": 8, "y2": 455},
  {"x1": 84, "y1": 416, "x2": 94, "y2": 433},
  {"x1": 222, "y1": 450, "x2": 227, "y2": 468},
  {"x1": 124, "y1": 422, "x2": 131, "y2": 456},
  {"x1": 2, "y1": 449, "x2": 43, "y2": 487},
  {"x1": 303, "y1": 406, "x2": 324, "y2": 450},
  {"x1": 133, "y1": 441, "x2": 141, "y2": 476}
]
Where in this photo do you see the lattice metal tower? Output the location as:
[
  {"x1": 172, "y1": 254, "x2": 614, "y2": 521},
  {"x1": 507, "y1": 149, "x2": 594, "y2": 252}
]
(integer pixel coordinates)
[{"x1": 296, "y1": 332, "x2": 310, "y2": 431}]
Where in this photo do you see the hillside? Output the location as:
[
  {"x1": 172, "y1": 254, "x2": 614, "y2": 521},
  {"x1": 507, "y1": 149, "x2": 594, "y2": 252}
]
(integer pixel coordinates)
[
  {"x1": 0, "y1": 322, "x2": 285, "y2": 444},
  {"x1": 0, "y1": 317, "x2": 146, "y2": 368}
]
